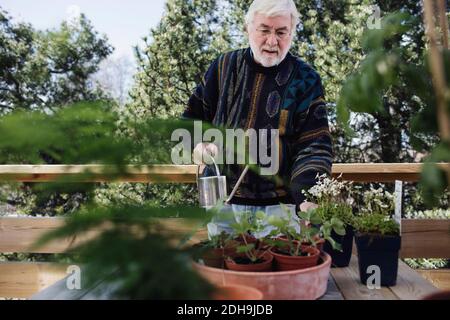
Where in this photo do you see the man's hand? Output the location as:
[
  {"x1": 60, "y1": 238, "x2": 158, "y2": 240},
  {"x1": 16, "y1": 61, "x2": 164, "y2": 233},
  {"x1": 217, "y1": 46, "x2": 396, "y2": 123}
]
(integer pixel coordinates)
[
  {"x1": 193, "y1": 143, "x2": 218, "y2": 165},
  {"x1": 299, "y1": 201, "x2": 318, "y2": 212}
]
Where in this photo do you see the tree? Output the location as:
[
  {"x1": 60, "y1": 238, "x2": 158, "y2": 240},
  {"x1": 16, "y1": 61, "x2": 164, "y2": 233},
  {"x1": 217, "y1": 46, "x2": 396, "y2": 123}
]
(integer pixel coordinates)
[
  {"x1": 337, "y1": 10, "x2": 450, "y2": 205},
  {"x1": 129, "y1": 0, "x2": 232, "y2": 119},
  {"x1": 0, "y1": 7, "x2": 114, "y2": 216},
  {"x1": 0, "y1": 8, "x2": 43, "y2": 113},
  {"x1": 0, "y1": 8, "x2": 113, "y2": 114}
]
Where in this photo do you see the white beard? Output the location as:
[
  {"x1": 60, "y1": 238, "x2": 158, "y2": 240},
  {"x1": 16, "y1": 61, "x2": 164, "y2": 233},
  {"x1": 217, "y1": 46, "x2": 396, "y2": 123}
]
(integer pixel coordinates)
[{"x1": 249, "y1": 42, "x2": 287, "y2": 67}]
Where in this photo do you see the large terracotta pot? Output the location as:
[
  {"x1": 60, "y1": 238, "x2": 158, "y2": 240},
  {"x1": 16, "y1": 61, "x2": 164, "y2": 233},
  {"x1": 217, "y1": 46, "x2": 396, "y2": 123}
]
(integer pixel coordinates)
[
  {"x1": 213, "y1": 284, "x2": 264, "y2": 300},
  {"x1": 193, "y1": 253, "x2": 331, "y2": 300}
]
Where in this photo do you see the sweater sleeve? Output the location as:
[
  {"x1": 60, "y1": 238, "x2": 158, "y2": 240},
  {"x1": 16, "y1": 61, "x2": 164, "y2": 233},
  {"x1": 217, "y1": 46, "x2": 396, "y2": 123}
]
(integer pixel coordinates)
[
  {"x1": 289, "y1": 76, "x2": 333, "y2": 207},
  {"x1": 181, "y1": 57, "x2": 220, "y2": 122}
]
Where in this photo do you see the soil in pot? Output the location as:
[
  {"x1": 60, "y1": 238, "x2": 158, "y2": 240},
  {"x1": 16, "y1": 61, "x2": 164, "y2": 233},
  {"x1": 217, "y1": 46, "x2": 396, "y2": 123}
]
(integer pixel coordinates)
[
  {"x1": 225, "y1": 251, "x2": 273, "y2": 272},
  {"x1": 355, "y1": 233, "x2": 401, "y2": 286},
  {"x1": 270, "y1": 244, "x2": 320, "y2": 271},
  {"x1": 323, "y1": 225, "x2": 354, "y2": 267}
]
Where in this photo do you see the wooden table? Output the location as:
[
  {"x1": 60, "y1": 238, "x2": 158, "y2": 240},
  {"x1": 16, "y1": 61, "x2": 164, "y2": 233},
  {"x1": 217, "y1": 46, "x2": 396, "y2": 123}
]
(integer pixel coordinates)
[{"x1": 30, "y1": 255, "x2": 439, "y2": 300}]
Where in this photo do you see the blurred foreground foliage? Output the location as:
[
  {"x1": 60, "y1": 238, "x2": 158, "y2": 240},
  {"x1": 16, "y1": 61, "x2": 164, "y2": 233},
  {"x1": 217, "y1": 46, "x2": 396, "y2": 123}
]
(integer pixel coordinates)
[
  {"x1": 33, "y1": 204, "x2": 214, "y2": 299},
  {"x1": 338, "y1": 12, "x2": 450, "y2": 206}
]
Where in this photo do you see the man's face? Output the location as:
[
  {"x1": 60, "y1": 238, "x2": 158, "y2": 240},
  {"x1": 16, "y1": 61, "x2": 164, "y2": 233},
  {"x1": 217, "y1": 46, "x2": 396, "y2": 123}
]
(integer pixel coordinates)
[{"x1": 247, "y1": 12, "x2": 293, "y2": 67}]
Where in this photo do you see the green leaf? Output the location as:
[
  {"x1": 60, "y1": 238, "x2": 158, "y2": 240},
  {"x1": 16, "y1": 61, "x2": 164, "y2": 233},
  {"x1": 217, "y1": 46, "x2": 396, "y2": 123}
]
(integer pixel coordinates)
[{"x1": 236, "y1": 244, "x2": 254, "y2": 254}]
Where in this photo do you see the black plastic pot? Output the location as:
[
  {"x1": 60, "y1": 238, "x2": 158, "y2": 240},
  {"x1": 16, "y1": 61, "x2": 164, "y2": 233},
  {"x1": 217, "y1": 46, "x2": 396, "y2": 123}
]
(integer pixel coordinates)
[
  {"x1": 323, "y1": 225, "x2": 354, "y2": 267},
  {"x1": 355, "y1": 233, "x2": 401, "y2": 287}
]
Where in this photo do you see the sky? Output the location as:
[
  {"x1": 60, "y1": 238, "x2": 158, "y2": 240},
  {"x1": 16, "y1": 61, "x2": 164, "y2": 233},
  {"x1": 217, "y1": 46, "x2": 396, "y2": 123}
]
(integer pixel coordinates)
[{"x1": 1, "y1": 0, "x2": 168, "y2": 59}]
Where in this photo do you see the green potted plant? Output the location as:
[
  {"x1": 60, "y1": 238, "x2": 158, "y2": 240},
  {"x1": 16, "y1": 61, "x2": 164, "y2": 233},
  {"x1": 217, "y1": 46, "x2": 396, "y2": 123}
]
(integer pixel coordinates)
[
  {"x1": 224, "y1": 211, "x2": 274, "y2": 272},
  {"x1": 192, "y1": 229, "x2": 238, "y2": 268},
  {"x1": 354, "y1": 187, "x2": 401, "y2": 286},
  {"x1": 304, "y1": 174, "x2": 356, "y2": 267},
  {"x1": 267, "y1": 205, "x2": 345, "y2": 271}
]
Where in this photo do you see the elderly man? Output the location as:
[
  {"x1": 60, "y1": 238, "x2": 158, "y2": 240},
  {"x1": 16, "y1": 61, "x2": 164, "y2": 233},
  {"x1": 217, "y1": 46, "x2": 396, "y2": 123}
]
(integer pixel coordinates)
[{"x1": 182, "y1": 0, "x2": 333, "y2": 228}]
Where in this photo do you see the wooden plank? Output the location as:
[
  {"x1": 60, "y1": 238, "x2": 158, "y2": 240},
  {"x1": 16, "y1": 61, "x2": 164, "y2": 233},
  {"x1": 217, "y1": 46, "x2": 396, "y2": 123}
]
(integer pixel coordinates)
[
  {"x1": 333, "y1": 163, "x2": 447, "y2": 182},
  {"x1": 30, "y1": 277, "x2": 91, "y2": 300},
  {"x1": 388, "y1": 261, "x2": 440, "y2": 299},
  {"x1": 330, "y1": 255, "x2": 398, "y2": 300},
  {"x1": 83, "y1": 274, "x2": 344, "y2": 300},
  {"x1": 0, "y1": 262, "x2": 67, "y2": 298},
  {"x1": 0, "y1": 165, "x2": 197, "y2": 183},
  {"x1": 416, "y1": 269, "x2": 450, "y2": 290},
  {"x1": 0, "y1": 217, "x2": 207, "y2": 253},
  {"x1": 319, "y1": 276, "x2": 344, "y2": 300},
  {"x1": 30, "y1": 267, "x2": 120, "y2": 300},
  {"x1": 0, "y1": 217, "x2": 100, "y2": 253},
  {"x1": 401, "y1": 219, "x2": 450, "y2": 258},
  {"x1": 33, "y1": 271, "x2": 344, "y2": 300},
  {"x1": 0, "y1": 163, "x2": 448, "y2": 183},
  {"x1": 2, "y1": 216, "x2": 449, "y2": 258}
]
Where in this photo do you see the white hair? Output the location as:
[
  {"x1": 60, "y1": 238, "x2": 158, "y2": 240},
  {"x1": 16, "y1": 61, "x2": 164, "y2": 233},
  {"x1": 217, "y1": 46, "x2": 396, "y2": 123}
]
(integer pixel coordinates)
[{"x1": 244, "y1": 0, "x2": 300, "y2": 32}]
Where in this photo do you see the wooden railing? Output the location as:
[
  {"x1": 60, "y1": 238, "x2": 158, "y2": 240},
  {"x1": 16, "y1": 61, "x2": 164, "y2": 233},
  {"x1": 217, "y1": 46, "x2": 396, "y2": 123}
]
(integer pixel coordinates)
[
  {"x1": 0, "y1": 163, "x2": 449, "y2": 298},
  {"x1": 0, "y1": 163, "x2": 449, "y2": 182}
]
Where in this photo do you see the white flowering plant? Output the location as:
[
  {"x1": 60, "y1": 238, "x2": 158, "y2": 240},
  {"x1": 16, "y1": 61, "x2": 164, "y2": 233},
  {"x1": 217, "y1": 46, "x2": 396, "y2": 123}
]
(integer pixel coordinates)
[
  {"x1": 354, "y1": 187, "x2": 399, "y2": 236},
  {"x1": 360, "y1": 186, "x2": 395, "y2": 216},
  {"x1": 303, "y1": 174, "x2": 355, "y2": 228}
]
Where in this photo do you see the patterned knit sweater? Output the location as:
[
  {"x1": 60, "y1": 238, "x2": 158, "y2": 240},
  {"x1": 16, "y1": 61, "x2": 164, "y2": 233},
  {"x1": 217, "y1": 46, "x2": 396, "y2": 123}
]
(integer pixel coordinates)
[{"x1": 182, "y1": 48, "x2": 333, "y2": 207}]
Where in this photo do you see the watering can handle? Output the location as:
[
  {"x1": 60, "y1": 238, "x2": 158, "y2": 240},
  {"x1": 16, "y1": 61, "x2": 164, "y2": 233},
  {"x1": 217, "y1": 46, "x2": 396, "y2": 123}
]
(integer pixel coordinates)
[
  {"x1": 206, "y1": 152, "x2": 221, "y2": 177},
  {"x1": 196, "y1": 152, "x2": 221, "y2": 187}
]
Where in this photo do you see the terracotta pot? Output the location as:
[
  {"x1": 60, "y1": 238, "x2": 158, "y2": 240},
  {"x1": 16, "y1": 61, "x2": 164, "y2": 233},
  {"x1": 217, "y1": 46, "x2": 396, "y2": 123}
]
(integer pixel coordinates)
[
  {"x1": 193, "y1": 252, "x2": 332, "y2": 300},
  {"x1": 201, "y1": 247, "x2": 234, "y2": 268},
  {"x1": 213, "y1": 284, "x2": 264, "y2": 300},
  {"x1": 225, "y1": 251, "x2": 273, "y2": 272},
  {"x1": 193, "y1": 242, "x2": 238, "y2": 269},
  {"x1": 275, "y1": 235, "x2": 325, "y2": 251},
  {"x1": 270, "y1": 245, "x2": 320, "y2": 271},
  {"x1": 422, "y1": 290, "x2": 450, "y2": 300},
  {"x1": 302, "y1": 236, "x2": 325, "y2": 251}
]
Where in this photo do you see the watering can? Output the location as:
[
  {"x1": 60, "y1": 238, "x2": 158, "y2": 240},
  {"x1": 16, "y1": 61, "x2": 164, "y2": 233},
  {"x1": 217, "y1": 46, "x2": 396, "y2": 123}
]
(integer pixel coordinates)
[{"x1": 197, "y1": 154, "x2": 249, "y2": 209}]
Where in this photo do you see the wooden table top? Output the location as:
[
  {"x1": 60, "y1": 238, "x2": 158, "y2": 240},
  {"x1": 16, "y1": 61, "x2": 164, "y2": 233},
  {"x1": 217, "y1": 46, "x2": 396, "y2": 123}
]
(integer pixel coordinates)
[{"x1": 31, "y1": 255, "x2": 439, "y2": 300}]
